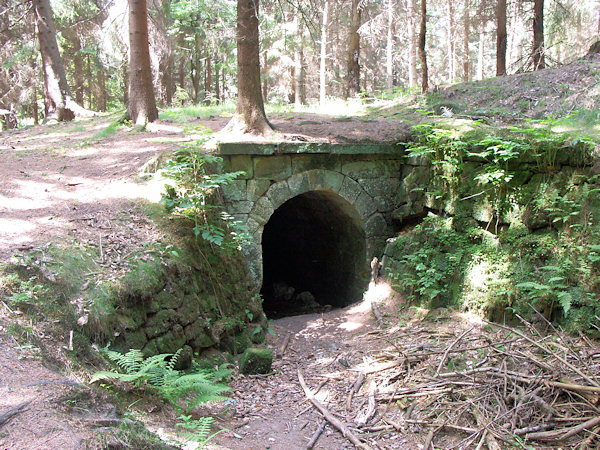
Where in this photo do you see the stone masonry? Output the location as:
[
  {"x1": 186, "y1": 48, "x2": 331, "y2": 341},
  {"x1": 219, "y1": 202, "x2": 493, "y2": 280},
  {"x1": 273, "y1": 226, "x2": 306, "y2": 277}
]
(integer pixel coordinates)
[{"x1": 219, "y1": 142, "x2": 407, "y2": 288}]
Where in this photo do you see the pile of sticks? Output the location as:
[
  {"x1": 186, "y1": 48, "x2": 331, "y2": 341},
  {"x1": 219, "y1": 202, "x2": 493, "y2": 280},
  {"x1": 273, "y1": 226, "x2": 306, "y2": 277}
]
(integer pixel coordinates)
[{"x1": 300, "y1": 318, "x2": 600, "y2": 449}]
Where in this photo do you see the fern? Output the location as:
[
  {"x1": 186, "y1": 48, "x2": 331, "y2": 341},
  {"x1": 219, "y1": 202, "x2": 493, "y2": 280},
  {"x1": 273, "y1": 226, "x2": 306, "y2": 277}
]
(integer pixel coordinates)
[
  {"x1": 91, "y1": 348, "x2": 231, "y2": 412},
  {"x1": 176, "y1": 415, "x2": 222, "y2": 445}
]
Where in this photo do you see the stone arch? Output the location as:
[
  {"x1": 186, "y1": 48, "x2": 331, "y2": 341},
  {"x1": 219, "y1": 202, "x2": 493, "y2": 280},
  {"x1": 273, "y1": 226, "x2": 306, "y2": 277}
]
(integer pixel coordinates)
[{"x1": 241, "y1": 169, "x2": 389, "y2": 296}]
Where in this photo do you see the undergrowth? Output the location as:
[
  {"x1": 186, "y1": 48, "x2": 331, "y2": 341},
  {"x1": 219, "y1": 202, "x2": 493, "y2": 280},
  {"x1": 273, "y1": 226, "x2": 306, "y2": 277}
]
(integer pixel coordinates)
[
  {"x1": 387, "y1": 119, "x2": 600, "y2": 335},
  {"x1": 92, "y1": 348, "x2": 231, "y2": 446}
]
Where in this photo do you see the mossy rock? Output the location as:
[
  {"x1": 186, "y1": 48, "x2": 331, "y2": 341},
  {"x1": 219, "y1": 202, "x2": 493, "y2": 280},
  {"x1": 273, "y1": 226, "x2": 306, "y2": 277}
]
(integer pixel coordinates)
[
  {"x1": 238, "y1": 348, "x2": 273, "y2": 375},
  {"x1": 220, "y1": 331, "x2": 251, "y2": 355}
]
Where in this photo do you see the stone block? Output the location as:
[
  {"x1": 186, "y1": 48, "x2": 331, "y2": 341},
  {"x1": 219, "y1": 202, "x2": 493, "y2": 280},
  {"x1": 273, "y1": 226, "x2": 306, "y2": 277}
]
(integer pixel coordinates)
[
  {"x1": 155, "y1": 289, "x2": 184, "y2": 310},
  {"x1": 253, "y1": 155, "x2": 292, "y2": 180},
  {"x1": 338, "y1": 176, "x2": 363, "y2": 204},
  {"x1": 238, "y1": 348, "x2": 273, "y2": 375},
  {"x1": 249, "y1": 196, "x2": 274, "y2": 225},
  {"x1": 155, "y1": 324, "x2": 186, "y2": 354},
  {"x1": 123, "y1": 329, "x2": 148, "y2": 351},
  {"x1": 292, "y1": 154, "x2": 341, "y2": 173},
  {"x1": 229, "y1": 201, "x2": 253, "y2": 214},
  {"x1": 307, "y1": 169, "x2": 344, "y2": 192},
  {"x1": 374, "y1": 196, "x2": 396, "y2": 212},
  {"x1": 287, "y1": 172, "x2": 311, "y2": 195},
  {"x1": 177, "y1": 296, "x2": 201, "y2": 326},
  {"x1": 241, "y1": 243, "x2": 263, "y2": 288},
  {"x1": 221, "y1": 180, "x2": 247, "y2": 202},
  {"x1": 266, "y1": 181, "x2": 293, "y2": 208},
  {"x1": 247, "y1": 179, "x2": 271, "y2": 201},
  {"x1": 364, "y1": 213, "x2": 388, "y2": 238},
  {"x1": 245, "y1": 217, "x2": 261, "y2": 236},
  {"x1": 354, "y1": 191, "x2": 378, "y2": 218},
  {"x1": 342, "y1": 160, "x2": 389, "y2": 179},
  {"x1": 359, "y1": 177, "x2": 401, "y2": 198},
  {"x1": 227, "y1": 155, "x2": 253, "y2": 179},
  {"x1": 144, "y1": 309, "x2": 176, "y2": 339}
]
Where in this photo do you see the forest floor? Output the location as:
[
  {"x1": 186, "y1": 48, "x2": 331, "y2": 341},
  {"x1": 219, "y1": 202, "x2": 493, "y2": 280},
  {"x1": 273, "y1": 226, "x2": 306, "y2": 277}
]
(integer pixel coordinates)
[{"x1": 2, "y1": 52, "x2": 600, "y2": 448}]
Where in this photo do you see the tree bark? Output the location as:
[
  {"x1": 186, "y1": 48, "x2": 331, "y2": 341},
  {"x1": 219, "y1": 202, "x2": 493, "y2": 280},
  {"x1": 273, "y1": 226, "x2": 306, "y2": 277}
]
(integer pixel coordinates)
[
  {"x1": 32, "y1": 84, "x2": 39, "y2": 125},
  {"x1": 477, "y1": 0, "x2": 486, "y2": 80},
  {"x1": 63, "y1": 28, "x2": 85, "y2": 105},
  {"x1": 532, "y1": 0, "x2": 545, "y2": 70},
  {"x1": 205, "y1": 54, "x2": 212, "y2": 105},
  {"x1": 386, "y1": 0, "x2": 394, "y2": 90},
  {"x1": 86, "y1": 54, "x2": 92, "y2": 109},
  {"x1": 127, "y1": 0, "x2": 158, "y2": 125},
  {"x1": 33, "y1": 0, "x2": 76, "y2": 121},
  {"x1": 294, "y1": 13, "x2": 305, "y2": 106},
  {"x1": 418, "y1": 0, "x2": 428, "y2": 93},
  {"x1": 319, "y1": 0, "x2": 329, "y2": 104},
  {"x1": 97, "y1": 66, "x2": 107, "y2": 112},
  {"x1": 122, "y1": 60, "x2": 129, "y2": 106},
  {"x1": 408, "y1": 0, "x2": 417, "y2": 88},
  {"x1": 447, "y1": 0, "x2": 455, "y2": 82},
  {"x1": 346, "y1": 0, "x2": 361, "y2": 97},
  {"x1": 463, "y1": 0, "x2": 470, "y2": 82},
  {"x1": 496, "y1": 0, "x2": 507, "y2": 76},
  {"x1": 227, "y1": 0, "x2": 272, "y2": 135},
  {"x1": 215, "y1": 55, "x2": 220, "y2": 103}
]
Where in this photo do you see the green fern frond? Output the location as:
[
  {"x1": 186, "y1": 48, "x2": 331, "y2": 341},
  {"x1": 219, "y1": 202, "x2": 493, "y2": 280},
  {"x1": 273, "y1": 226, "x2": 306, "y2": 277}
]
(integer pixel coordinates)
[{"x1": 92, "y1": 348, "x2": 231, "y2": 413}]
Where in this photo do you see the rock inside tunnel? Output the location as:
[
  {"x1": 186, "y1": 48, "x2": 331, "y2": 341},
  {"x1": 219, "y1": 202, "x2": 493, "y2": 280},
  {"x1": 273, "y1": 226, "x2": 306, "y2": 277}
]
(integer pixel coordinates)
[{"x1": 261, "y1": 191, "x2": 368, "y2": 318}]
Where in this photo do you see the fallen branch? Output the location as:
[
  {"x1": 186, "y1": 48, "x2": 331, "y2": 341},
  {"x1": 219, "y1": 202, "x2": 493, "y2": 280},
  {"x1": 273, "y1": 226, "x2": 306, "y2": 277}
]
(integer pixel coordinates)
[
  {"x1": 306, "y1": 420, "x2": 327, "y2": 449},
  {"x1": 525, "y1": 416, "x2": 600, "y2": 441},
  {"x1": 435, "y1": 327, "x2": 474, "y2": 376},
  {"x1": 347, "y1": 372, "x2": 365, "y2": 411},
  {"x1": 298, "y1": 370, "x2": 372, "y2": 450},
  {"x1": 279, "y1": 333, "x2": 291, "y2": 357}
]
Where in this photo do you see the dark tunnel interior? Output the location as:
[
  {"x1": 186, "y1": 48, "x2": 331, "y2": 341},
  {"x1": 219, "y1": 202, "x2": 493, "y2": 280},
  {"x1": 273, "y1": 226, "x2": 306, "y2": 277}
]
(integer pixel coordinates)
[{"x1": 260, "y1": 191, "x2": 368, "y2": 318}]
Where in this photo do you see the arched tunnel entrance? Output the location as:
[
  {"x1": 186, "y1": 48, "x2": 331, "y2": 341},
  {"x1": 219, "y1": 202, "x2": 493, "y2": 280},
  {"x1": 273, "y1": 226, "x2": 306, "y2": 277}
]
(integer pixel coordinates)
[{"x1": 260, "y1": 191, "x2": 368, "y2": 318}]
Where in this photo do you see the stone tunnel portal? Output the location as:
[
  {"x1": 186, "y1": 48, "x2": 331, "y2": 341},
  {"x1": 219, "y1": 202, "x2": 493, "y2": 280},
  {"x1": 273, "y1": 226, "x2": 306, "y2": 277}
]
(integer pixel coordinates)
[{"x1": 260, "y1": 190, "x2": 368, "y2": 318}]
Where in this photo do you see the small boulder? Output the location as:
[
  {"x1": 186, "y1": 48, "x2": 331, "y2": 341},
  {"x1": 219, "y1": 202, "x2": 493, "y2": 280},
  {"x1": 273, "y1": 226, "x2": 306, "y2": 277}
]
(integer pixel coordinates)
[
  {"x1": 273, "y1": 281, "x2": 295, "y2": 302},
  {"x1": 238, "y1": 348, "x2": 273, "y2": 375},
  {"x1": 296, "y1": 291, "x2": 319, "y2": 311}
]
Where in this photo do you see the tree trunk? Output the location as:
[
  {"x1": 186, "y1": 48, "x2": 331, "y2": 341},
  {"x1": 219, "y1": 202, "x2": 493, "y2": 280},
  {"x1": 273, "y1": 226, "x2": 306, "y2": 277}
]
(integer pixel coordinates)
[
  {"x1": 205, "y1": 54, "x2": 212, "y2": 105},
  {"x1": 86, "y1": 54, "x2": 92, "y2": 109},
  {"x1": 262, "y1": 50, "x2": 268, "y2": 101},
  {"x1": 463, "y1": 0, "x2": 470, "y2": 82},
  {"x1": 190, "y1": 56, "x2": 202, "y2": 103},
  {"x1": 408, "y1": 0, "x2": 417, "y2": 88},
  {"x1": 418, "y1": 0, "x2": 428, "y2": 93},
  {"x1": 33, "y1": 0, "x2": 76, "y2": 121},
  {"x1": 346, "y1": 0, "x2": 361, "y2": 97},
  {"x1": 227, "y1": 0, "x2": 271, "y2": 135},
  {"x1": 97, "y1": 66, "x2": 107, "y2": 112},
  {"x1": 320, "y1": 0, "x2": 329, "y2": 104},
  {"x1": 215, "y1": 55, "x2": 220, "y2": 103},
  {"x1": 496, "y1": 0, "x2": 507, "y2": 76},
  {"x1": 127, "y1": 0, "x2": 158, "y2": 125},
  {"x1": 477, "y1": 1, "x2": 486, "y2": 80},
  {"x1": 294, "y1": 13, "x2": 305, "y2": 106},
  {"x1": 63, "y1": 28, "x2": 85, "y2": 105},
  {"x1": 532, "y1": 0, "x2": 545, "y2": 70},
  {"x1": 33, "y1": 84, "x2": 39, "y2": 125},
  {"x1": 123, "y1": 60, "x2": 129, "y2": 106},
  {"x1": 386, "y1": 0, "x2": 394, "y2": 90},
  {"x1": 447, "y1": 0, "x2": 455, "y2": 82}
]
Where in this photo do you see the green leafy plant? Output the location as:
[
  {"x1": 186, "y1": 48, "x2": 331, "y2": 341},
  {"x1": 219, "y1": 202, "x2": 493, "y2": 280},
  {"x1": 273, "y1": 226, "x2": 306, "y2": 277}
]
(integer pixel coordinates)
[
  {"x1": 176, "y1": 414, "x2": 222, "y2": 446},
  {"x1": 91, "y1": 348, "x2": 231, "y2": 411},
  {"x1": 161, "y1": 131, "x2": 248, "y2": 250}
]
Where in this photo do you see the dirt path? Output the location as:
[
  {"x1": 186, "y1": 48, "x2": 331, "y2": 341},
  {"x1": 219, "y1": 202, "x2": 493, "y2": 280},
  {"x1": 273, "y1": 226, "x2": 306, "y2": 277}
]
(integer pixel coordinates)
[{"x1": 212, "y1": 286, "x2": 475, "y2": 450}]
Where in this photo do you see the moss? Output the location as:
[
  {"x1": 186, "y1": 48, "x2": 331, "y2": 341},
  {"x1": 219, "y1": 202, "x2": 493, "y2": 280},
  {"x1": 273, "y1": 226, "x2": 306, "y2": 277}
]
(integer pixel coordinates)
[{"x1": 238, "y1": 348, "x2": 273, "y2": 375}]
